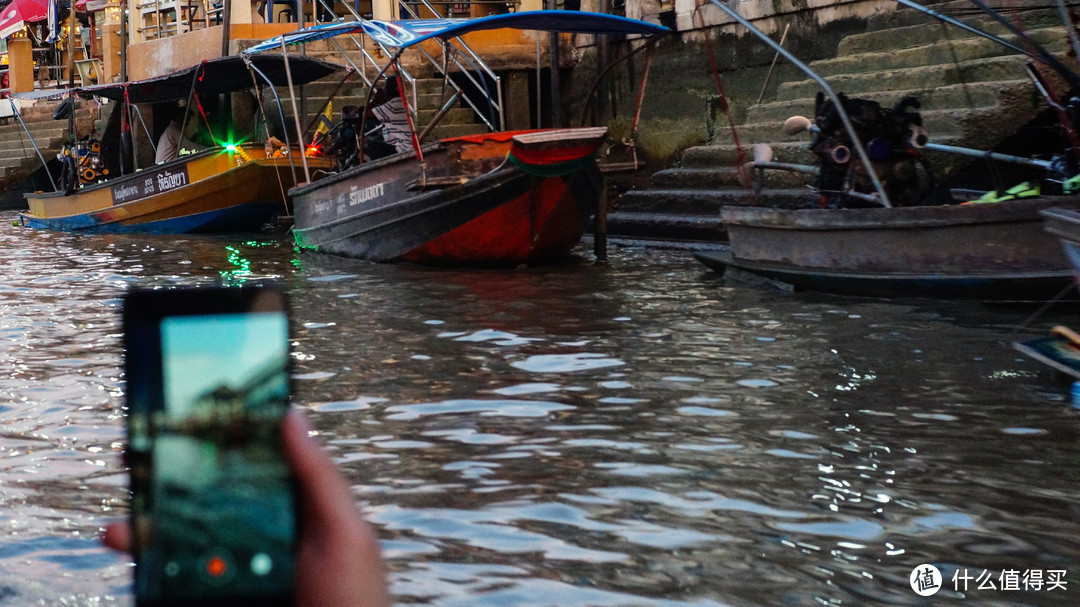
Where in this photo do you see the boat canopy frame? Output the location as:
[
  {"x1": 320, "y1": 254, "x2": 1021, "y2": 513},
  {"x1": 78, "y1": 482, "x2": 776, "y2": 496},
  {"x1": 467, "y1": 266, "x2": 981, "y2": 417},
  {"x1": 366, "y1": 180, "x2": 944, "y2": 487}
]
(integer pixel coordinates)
[
  {"x1": 14, "y1": 55, "x2": 345, "y2": 193},
  {"x1": 244, "y1": 11, "x2": 668, "y2": 173}
]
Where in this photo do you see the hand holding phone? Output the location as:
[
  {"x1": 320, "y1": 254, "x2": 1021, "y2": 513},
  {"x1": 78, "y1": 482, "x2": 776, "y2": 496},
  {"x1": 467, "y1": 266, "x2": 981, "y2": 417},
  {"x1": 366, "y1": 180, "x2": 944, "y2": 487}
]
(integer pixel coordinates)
[
  {"x1": 120, "y1": 282, "x2": 390, "y2": 604},
  {"x1": 123, "y1": 285, "x2": 296, "y2": 606}
]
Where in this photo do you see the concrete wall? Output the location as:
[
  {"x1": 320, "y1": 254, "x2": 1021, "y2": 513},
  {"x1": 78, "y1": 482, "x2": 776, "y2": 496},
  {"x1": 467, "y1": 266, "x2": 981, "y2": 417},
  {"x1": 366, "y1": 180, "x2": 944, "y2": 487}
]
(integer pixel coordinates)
[
  {"x1": 128, "y1": 26, "x2": 225, "y2": 80},
  {"x1": 127, "y1": 24, "x2": 300, "y2": 80}
]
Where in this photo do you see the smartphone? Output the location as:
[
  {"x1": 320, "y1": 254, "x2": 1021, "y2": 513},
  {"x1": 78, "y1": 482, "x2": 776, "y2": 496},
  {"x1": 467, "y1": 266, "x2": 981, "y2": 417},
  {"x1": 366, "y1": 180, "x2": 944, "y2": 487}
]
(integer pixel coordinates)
[{"x1": 123, "y1": 285, "x2": 295, "y2": 607}]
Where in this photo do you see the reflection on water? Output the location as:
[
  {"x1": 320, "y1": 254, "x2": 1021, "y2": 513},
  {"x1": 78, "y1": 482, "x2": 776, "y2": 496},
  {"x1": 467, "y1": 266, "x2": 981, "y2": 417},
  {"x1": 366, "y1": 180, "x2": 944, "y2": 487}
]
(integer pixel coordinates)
[{"x1": 0, "y1": 210, "x2": 1078, "y2": 605}]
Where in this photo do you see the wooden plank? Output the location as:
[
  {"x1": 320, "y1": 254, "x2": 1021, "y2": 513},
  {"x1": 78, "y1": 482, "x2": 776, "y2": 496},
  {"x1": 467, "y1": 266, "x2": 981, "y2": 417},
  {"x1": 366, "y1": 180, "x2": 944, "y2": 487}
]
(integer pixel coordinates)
[{"x1": 511, "y1": 127, "x2": 608, "y2": 150}]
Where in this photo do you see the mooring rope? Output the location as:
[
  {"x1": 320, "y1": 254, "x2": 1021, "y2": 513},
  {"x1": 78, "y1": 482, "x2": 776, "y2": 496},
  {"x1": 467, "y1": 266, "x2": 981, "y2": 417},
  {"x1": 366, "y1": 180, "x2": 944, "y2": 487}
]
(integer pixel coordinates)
[{"x1": 695, "y1": 2, "x2": 745, "y2": 172}]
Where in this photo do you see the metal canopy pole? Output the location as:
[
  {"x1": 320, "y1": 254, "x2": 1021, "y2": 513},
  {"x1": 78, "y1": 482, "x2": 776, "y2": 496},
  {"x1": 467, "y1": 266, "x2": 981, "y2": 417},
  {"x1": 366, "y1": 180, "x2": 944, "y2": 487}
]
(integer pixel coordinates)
[
  {"x1": 11, "y1": 101, "x2": 58, "y2": 191},
  {"x1": 281, "y1": 38, "x2": 311, "y2": 184},
  {"x1": 547, "y1": 0, "x2": 560, "y2": 127}
]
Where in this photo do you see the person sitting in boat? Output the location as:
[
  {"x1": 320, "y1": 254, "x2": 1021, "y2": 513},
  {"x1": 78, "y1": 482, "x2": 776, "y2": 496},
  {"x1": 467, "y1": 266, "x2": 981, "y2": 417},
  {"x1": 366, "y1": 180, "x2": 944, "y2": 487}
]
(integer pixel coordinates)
[
  {"x1": 155, "y1": 104, "x2": 207, "y2": 164},
  {"x1": 325, "y1": 105, "x2": 364, "y2": 170},
  {"x1": 367, "y1": 77, "x2": 412, "y2": 157}
]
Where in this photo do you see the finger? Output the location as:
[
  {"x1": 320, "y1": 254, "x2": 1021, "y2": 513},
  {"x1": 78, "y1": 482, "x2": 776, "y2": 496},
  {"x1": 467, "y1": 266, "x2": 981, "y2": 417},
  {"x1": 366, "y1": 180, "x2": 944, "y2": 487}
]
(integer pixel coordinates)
[
  {"x1": 102, "y1": 521, "x2": 131, "y2": 553},
  {"x1": 280, "y1": 409, "x2": 364, "y2": 526}
]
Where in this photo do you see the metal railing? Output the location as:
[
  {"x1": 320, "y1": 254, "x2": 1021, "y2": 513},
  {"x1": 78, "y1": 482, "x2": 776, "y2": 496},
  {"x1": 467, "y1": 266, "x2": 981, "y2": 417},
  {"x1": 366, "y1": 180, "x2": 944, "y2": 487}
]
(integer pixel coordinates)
[
  {"x1": 300, "y1": 0, "x2": 511, "y2": 136},
  {"x1": 133, "y1": 0, "x2": 215, "y2": 42},
  {"x1": 397, "y1": 0, "x2": 507, "y2": 132}
]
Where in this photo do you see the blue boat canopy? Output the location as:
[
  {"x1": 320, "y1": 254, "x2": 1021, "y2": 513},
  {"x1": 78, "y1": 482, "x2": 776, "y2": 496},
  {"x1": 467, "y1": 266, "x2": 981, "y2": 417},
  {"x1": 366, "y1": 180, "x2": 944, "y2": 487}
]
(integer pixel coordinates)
[{"x1": 243, "y1": 11, "x2": 668, "y2": 54}]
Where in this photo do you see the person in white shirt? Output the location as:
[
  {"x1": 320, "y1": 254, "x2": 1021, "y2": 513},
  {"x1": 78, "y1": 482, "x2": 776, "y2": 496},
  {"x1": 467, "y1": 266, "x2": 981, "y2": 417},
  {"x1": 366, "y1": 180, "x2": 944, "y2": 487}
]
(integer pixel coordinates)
[
  {"x1": 369, "y1": 77, "x2": 413, "y2": 155},
  {"x1": 155, "y1": 107, "x2": 205, "y2": 164}
]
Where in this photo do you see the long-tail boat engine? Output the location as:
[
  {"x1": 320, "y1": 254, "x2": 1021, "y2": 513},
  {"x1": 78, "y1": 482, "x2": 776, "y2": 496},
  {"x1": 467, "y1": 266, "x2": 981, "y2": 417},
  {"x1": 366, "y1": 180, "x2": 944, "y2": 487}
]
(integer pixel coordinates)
[
  {"x1": 75, "y1": 135, "x2": 109, "y2": 185},
  {"x1": 810, "y1": 93, "x2": 932, "y2": 207}
]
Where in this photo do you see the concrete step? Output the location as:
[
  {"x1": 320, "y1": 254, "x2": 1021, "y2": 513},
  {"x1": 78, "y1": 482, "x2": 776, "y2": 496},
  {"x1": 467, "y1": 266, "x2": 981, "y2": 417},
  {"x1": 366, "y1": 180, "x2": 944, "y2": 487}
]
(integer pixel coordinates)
[
  {"x1": 14, "y1": 103, "x2": 96, "y2": 122},
  {"x1": 734, "y1": 103, "x2": 1025, "y2": 148},
  {"x1": 617, "y1": 187, "x2": 818, "y2": 214},
  {"x1": 779, "y1": 53, "x2": 1037, "y2": 99},
  {"x1": 839, "y1": 16, "x2": 1068, "y2": 57},
  {"x1": 745, "y1": 80, "x2": 1021, "y2": 128},
  {"x1": 604, "y1": 211, "x2": 728, "y2": 243},
  {"x1": 303, "y1": 45, "x2": 439, "y2": 78},
  {"x1": 822, "y1": 27, "x2": 1068, "y2": 76},
  {"x1": 297, "y1": 73, "x2": 455, "y2": 98},
  {"x1": 295, "y1": 79, "x2": 369, "y2": 99},
  {"x1": 421, "y1": 122, "x2": 489, "y2": 141},
  {"x1": 679, "y1": 141, "x2": 810, "y2": 168},
  {"x1": 0, "y1": 130, "x2": 67, "y2": 149},
  {"x1": 648, "y1": 163, "x2": 815, "y2": 191},
  {"x1": 648, "y1": 166, "x2": 733, "y2": 190},
  {"x1": 415, "y1": 106, "x2": 477, "y2": 126},
  {"x1": 864, "y1": 0, "x2": 1071, "y2": 40}
]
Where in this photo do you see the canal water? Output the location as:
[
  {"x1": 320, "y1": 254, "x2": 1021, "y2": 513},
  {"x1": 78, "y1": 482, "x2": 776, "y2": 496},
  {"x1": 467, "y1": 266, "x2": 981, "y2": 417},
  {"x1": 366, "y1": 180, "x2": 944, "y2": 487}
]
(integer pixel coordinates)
[{"x1": 0, "y1": 210, "x2": 1077, "y2": 606}]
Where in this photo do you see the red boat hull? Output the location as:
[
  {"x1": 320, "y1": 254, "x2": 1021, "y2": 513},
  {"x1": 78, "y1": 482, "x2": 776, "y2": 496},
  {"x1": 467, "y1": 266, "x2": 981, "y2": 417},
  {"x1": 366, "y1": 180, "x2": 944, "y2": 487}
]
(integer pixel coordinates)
[
  {"x1": 401, "y1": 172, "x2": 587, "y2": 264},
  {"x1": 291, "y1": 128, "x2": 606, "y2": 265}
]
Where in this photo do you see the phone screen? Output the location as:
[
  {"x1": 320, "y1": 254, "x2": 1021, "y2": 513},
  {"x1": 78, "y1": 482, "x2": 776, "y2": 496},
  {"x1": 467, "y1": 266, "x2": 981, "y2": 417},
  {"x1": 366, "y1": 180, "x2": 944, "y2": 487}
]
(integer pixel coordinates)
[{"x1": 123, "y1": 286, "x2": 295, "y2": 607}]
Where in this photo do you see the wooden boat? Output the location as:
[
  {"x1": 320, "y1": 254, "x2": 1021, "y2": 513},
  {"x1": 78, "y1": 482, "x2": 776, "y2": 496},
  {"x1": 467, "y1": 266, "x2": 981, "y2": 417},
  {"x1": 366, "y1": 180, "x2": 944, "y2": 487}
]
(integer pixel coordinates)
[
  {"x1": 1041, "y1": 207, "x2": 1080, "y2": 279},
  {"x1": 291, "y1": 127, "x2": 607, "y2": 264},
  {"x1": 20, "y1": 146, "x2": 330, "y2": 232},
  {"x1": 691, "y1": 0, "x2": 1080, "y2": 300},
  {"x1": 246, "y1": 12, "x2": 668, "y2": 265},
  {"x1": 1014, "y1": 325, "x2": 1080, "y2": 380},
  {"x1": 18, "y1": 55, "x2": 340, "y2": 233},
  {"x1": 694, "y1": 198, "x2": 1080, "y2": 300}
]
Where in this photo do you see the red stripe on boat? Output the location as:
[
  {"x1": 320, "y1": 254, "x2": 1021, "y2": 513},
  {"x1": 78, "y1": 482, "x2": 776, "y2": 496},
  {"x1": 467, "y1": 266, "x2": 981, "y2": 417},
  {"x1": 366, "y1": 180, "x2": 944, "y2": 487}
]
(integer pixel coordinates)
[
  {"x1": 401, "y1": 177, "x2": 585, "y2": 264},
  {"x1": 509, "y1": 143, "x2": 603, "y2": 166}
]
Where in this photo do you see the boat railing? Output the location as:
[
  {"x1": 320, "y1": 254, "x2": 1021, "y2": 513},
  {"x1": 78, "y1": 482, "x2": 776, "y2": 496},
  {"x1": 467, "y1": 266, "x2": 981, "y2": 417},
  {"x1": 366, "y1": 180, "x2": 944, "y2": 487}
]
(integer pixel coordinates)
[
  {"x1": 299, "y1": 0, "x2": 428, "y2": 132},
  {"x1": 306, "y1": 0, "x2": 397, "y2": 90},
  {"x1": 282, "y1": 0, "x2": 507, "y2": 136}
]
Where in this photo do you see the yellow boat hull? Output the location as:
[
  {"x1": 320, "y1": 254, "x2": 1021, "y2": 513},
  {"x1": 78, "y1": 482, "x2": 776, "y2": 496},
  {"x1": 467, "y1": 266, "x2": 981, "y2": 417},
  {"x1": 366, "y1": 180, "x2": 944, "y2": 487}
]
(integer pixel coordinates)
[{"x1": 20, "y1": 145, "x2": 332, "y2": 233}]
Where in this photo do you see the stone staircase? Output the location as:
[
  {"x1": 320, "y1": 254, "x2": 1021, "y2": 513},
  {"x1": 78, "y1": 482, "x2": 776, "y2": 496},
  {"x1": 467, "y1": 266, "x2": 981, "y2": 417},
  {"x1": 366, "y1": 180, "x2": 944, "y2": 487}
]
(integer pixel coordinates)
[
  {"x1": 609, "y1": 0, "x2": 1079, "y2": 245},
  {"x1": 0, "y1": 98, "x2": 98, "y2": 208}
]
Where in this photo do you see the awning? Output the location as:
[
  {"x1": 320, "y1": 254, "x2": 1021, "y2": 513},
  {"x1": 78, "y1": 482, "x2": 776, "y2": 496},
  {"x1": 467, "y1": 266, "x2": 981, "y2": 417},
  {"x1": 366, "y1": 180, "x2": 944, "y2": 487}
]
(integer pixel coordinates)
[
  {"x1": 0, "y1": 0, "x2": 50, "y2": 39},
  {"x1": 243, "y1": 10, "x2": 669, "y2": 54},
  {"x1": 74, "y1": 0, "x2": 110, "y2": 11},
  {"x1": 75, "y1": 54, "x2": 345, "y2": 103}
]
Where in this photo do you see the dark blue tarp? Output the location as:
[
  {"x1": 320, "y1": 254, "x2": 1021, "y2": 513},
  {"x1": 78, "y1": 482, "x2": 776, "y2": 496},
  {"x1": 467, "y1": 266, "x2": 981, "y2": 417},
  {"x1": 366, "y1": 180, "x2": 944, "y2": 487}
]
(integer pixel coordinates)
[{"x1": 74, "y1": 54, "x2": 343, "y2": 102}]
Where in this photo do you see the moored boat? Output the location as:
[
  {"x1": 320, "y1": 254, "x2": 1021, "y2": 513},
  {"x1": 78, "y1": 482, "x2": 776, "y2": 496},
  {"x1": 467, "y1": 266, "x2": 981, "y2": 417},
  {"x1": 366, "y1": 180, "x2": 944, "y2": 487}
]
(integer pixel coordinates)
[
  {"x1": 1040, "y1": 206, "x2": 1080, "y2": 280},
  {"x1": 246, "y1": 12, "x2": 668, "y2": 265},
  {"x1": 18, "y1": 55, "x2": 340, "y2": 234},
  {"x1": 695, "y1": 198, "x2": 1080, "y2": 300},
  {"x1": 20, "y1": 146, "x2": 325, "y2": 232},
  {"x1": 292, "y1": 127, "x2": 608, "y2": 264},
  {"x1": 692, "y1": 0, "x2": 1080, "y2": 301}
]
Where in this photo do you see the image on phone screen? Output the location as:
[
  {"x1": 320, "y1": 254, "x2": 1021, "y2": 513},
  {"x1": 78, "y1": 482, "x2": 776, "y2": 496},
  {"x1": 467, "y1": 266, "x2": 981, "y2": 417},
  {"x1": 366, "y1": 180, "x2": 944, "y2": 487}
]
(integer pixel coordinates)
[{"x1": 125, "y1": 289, "x2": 295, "y2": 606}]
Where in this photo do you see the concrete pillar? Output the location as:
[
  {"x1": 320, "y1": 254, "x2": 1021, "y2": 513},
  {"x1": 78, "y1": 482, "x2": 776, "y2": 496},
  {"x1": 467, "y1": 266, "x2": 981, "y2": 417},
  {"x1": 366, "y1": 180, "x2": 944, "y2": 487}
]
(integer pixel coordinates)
[
  {"x1": 6, "y1": 34, "x2": 34, "y2": 94},
  {"x1": 101, "y1": 2, "x2": 123, "y2": 83},
  {"x1": 231, "y1": 0, "x2": 253, "y2": 24},
  {"x1": 372, "y1": 0, "x2": 396, "y2": 21},
  {"x1": 504, "y1": 71, "x2": 531, "y2": 131},
  {"x1": 126, "y1": 0, "x2": 139, "y2": 46}
]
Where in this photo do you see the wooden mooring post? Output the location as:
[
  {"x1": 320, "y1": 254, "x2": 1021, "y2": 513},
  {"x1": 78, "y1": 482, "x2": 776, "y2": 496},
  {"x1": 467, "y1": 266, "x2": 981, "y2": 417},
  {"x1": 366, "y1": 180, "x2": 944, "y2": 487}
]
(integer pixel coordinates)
[{"x1": 594, "y1": 179, "x2": 608, "y2": 261}]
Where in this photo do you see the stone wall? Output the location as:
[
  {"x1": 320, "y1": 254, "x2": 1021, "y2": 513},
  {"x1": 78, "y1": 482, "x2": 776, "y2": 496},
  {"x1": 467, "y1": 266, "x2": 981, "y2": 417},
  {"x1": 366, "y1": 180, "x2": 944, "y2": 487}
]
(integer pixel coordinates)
[{"x1": 562, "y1": 0, "x2": 898, "y2": 170}]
